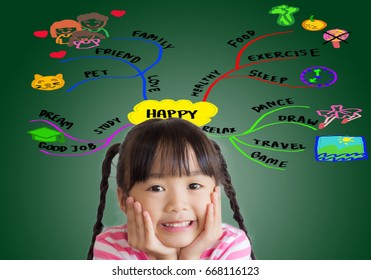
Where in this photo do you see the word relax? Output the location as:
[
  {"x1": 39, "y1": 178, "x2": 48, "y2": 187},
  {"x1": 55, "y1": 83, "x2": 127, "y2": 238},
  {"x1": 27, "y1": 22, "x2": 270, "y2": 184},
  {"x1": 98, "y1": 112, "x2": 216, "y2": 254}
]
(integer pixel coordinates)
[{"x1": 202, "y1": 126, "x2": 236, "y2": 134}]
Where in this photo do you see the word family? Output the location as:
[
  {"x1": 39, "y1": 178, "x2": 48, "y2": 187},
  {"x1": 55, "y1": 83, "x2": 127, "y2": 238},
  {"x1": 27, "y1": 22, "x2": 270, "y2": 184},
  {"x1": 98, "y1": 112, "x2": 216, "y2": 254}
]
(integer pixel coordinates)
[{"x1": 132, "y1": 30, "x2": 175, "y2": 49}]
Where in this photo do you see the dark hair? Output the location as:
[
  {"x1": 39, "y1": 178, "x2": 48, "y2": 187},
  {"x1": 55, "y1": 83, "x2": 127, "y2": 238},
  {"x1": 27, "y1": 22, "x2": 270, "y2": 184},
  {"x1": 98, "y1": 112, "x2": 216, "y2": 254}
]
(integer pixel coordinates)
[{"x1": 87, "y1": 118, "x2": 256, "y2": 259}]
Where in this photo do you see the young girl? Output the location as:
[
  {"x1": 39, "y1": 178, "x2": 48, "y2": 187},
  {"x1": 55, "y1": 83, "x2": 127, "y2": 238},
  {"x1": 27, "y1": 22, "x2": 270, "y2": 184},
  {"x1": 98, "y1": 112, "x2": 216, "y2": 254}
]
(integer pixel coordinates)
[{"x1": 87, "y1": 118, "x2": 256, "y2": 260}]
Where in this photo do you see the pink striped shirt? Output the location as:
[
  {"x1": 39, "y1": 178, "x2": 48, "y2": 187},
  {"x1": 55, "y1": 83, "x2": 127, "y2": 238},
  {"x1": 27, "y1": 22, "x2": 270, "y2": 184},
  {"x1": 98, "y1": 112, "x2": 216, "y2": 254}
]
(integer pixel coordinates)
[{"x1": 93, "y1": 223, "x2": 251, "y2": 260}]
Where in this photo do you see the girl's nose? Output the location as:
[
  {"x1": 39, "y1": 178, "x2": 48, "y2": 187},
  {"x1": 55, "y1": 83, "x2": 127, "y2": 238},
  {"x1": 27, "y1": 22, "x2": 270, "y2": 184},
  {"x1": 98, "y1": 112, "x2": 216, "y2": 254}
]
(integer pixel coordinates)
[{"x1": 164, "y1": 191, "x2": 189, "y2": 212}]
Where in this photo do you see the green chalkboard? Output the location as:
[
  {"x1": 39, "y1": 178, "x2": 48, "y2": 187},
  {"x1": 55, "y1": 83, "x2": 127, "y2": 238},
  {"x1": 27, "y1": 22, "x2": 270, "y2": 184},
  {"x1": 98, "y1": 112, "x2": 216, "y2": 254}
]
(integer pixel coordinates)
[{"x1": 2, "y1": 0, "x2": 370, "y2": 259}]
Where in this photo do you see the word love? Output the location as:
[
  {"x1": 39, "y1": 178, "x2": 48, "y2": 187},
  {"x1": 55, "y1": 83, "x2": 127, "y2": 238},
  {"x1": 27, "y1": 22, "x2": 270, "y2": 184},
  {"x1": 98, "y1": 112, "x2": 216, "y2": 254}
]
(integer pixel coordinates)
[{"x1": 147, "y1": 75, "x2": 161, "y2": 93}]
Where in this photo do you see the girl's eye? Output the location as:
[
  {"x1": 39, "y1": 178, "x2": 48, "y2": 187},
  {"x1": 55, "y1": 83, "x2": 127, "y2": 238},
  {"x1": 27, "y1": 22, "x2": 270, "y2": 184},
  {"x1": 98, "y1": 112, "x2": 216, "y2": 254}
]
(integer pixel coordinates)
[
  {"x1": 188, "y1": 183, "x2": 202, "y2": 190},
  {"x1": 147, "y1": 185, "x2": 165, "y2": 192}
]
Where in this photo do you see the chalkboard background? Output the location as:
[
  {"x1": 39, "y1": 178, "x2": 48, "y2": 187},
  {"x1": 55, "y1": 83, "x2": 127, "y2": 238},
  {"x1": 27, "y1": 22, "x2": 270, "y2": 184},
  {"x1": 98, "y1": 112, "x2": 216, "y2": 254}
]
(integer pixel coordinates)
[{"x1": 2, "y1": 0, "x2": 370, "y2": 259}]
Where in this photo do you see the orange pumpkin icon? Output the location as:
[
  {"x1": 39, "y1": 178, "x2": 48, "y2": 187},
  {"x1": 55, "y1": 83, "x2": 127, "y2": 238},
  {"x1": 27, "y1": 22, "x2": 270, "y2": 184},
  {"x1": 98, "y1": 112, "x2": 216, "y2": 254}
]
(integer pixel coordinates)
[{"x1": 302, "y1": 15, "x2": 327, "y2": 31}]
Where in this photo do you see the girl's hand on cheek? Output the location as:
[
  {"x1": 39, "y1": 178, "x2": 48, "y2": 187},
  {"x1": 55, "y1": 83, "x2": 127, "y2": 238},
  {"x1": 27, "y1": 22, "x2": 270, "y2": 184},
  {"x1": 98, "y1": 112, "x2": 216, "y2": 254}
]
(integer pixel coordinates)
[
  {"x1": 178, "y1": 186, "x2": 223, "y2": 260},
  {"x1": 126, "y1": 197, "x2": 178, "y2": 260}
]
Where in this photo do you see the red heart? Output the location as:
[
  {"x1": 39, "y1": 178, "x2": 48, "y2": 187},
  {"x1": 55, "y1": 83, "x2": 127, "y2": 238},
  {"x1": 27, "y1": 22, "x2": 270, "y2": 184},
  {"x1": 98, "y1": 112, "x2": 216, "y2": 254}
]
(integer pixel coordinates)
[
  {"x1": 111, "y1": 10, "x2": 126, "y2": 17},
  {"x1": 34, "y1": 30, "x2": 48, "y2": 38},
  {"x1": 49, "y1": 51, "x2": 67, "y2": 59}
]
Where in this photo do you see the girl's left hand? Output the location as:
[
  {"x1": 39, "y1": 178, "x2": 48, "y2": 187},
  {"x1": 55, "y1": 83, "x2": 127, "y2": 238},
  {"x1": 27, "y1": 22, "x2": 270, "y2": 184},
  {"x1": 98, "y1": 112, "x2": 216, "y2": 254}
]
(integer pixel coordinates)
[{"x1": 178, "y1": 186, "x2": 222, "y2": 260}]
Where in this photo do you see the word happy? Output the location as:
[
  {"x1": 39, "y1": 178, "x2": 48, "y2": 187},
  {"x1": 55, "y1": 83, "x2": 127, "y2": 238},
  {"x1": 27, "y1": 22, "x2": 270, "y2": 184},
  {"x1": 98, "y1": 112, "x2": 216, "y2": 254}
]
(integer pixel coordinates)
[{"x1": 146, "y1": 109, "x2": 198, "y2": 119}]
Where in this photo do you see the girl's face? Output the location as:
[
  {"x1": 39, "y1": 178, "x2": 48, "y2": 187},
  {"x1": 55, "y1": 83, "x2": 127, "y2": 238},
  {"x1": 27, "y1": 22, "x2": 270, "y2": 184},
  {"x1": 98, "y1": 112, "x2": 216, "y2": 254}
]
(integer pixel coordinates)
[{"x1": 123, "y1": 149, "x2": 218, "y2": 248}]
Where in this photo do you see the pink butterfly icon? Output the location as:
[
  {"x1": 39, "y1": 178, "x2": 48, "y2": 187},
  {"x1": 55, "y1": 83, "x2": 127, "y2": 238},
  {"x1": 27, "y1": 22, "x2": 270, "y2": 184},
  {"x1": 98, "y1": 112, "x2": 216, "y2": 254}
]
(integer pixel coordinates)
[{"x1": 316, "y1": 105, "x2": 362, "y2": 129}]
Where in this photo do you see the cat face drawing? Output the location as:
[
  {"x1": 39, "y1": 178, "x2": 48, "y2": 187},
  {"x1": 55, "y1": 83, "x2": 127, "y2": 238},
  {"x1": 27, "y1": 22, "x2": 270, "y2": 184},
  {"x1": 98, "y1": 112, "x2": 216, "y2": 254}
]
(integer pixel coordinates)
[{"x1": 31, "y1": 74, "x2": 65, "y2": 91}]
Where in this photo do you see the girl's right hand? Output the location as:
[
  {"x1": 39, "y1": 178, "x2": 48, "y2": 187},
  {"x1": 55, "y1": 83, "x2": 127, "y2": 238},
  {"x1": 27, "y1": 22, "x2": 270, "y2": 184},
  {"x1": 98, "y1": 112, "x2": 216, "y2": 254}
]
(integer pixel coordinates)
[{"x1": 126, "y1": 197, "x2": 178, "y2": 260}]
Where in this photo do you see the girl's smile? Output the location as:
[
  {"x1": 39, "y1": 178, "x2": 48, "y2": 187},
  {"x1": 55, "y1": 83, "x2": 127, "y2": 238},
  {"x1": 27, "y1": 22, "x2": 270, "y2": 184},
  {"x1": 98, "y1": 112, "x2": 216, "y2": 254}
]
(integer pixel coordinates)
[{"x1": 159, "y1": 220, "x2": 196, "y2": 232}]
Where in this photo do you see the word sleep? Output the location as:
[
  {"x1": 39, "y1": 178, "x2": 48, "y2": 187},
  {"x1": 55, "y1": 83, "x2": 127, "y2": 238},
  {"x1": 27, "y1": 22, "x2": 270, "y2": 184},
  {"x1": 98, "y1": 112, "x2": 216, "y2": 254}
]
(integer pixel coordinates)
[
  {"x1": 248, "y1": 70, "x2": 288, "y2": 83},
  {"x1": 247, "y1": 48, "x2": 320, "y2": 61},
  {"x1": 39, "y1": 109, "x2": 74, "y2": 129},
  {"x1": 132, "y1": 30, "x2": 175, "y2": 49},
  {"x1": 95, "y1": 48, "x2": 141, "y2": 63},
  {"x1": 146, "y1": 109, "x2": 198, "y2": 119},
  {"x1": 94, "y1": 117, "x2": 121, "y2": 134}
]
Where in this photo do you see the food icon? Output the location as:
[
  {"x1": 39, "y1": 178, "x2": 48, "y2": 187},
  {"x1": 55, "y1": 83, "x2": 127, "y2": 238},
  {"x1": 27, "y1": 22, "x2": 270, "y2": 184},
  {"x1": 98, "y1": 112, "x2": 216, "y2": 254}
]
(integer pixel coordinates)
[
  {"x1": 269, "y1": 4, "x2": 300, "y2": 26},
  {"x1": 323, "y1": 29, "x2": 349, "y2": 48},
  {"x1": 302, "y1": 15, "x2": 327, "y2": 31}
]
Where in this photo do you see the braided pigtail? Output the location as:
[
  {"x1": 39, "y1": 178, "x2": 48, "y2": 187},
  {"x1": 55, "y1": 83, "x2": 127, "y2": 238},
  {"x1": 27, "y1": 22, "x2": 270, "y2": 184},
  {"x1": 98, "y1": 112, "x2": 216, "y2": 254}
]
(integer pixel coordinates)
[
  {"x1": 87, "y1": 143, "x2": 121, "y2": 260},
  {"x1": 211, "y1": 140, "x2": 256, "y2": 260}
]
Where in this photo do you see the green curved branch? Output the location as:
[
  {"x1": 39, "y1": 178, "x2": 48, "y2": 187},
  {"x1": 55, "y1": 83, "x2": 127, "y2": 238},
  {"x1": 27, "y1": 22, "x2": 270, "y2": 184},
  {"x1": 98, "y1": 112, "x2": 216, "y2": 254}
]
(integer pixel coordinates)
[
  {"x1": 204, "y1": 133, "x2": 236, "y2": 139},
  {"x1": 248, "y1": 121, "x2": 317, "y2": 134},
  {"x1": 230, "y1": 136, "x2": 285, "y2": 171},
  {"x1": 237, "y1": 105, "x2": 312, "y2": 136},
  {"x1": 233, "y1": 136, "x2": 305, "y2": 153}
]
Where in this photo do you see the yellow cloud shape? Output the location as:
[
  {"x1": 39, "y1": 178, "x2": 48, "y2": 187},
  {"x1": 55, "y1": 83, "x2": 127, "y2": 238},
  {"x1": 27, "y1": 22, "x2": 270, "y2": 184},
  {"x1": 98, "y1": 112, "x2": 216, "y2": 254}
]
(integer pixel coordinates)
[{"x1": 128, "y1": 99, "x2": 218, "y2": 126}]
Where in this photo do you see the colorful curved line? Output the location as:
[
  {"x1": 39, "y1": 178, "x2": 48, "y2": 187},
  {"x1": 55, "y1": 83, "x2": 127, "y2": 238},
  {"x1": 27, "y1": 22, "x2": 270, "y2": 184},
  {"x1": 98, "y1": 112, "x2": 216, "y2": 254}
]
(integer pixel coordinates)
[
  {"x1": 61, "y1": 38, "x2": 163, "y2": 100},
  {"x1": 233, "y1": 137, "x2": 305, "y2": 153},
  {"x1": 201, "y1": 31, "x2": 318, "y2": 102},
  {"x1": 230, "y1": 137, "x2": 285, "y2": 171},
  {"x1": 30, "y1": 119, "x2": 133, "y2": 156}
]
